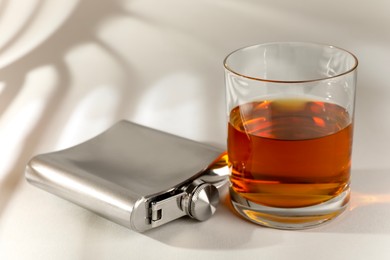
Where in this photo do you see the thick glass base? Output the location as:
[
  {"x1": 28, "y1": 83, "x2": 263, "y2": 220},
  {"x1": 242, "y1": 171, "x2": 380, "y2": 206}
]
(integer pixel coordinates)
[{"x1": 230, "y1": 186, "x2": 350, "y2": 230}]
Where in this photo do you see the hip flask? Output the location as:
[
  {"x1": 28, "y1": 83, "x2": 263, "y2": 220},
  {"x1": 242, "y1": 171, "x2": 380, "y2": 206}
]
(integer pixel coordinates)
[{"x1": 26, "y1": 121, "x2": 228, "y2": 232}]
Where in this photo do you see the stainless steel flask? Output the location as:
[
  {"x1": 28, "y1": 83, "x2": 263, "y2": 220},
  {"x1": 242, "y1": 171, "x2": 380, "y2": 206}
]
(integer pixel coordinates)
[{"x1": 26, "y1": 121, "x2": 228, "y2": 232}]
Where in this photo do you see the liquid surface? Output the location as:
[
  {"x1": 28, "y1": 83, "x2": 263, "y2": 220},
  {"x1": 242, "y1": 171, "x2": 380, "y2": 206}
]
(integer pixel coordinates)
[{"x1": 228, "y1": 99, "x2": 353, "y2": 208}]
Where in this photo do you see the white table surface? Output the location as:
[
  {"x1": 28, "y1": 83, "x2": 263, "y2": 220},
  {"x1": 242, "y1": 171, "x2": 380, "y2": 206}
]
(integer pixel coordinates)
[{"x1": 1, "y1": 0, "x2": 390, "y2": 259}]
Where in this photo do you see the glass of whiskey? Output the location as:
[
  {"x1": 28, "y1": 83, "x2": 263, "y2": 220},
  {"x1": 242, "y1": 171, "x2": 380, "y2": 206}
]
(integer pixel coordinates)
[{"x1": 224, "y1": 42, "x2": 358, "y2": 229}]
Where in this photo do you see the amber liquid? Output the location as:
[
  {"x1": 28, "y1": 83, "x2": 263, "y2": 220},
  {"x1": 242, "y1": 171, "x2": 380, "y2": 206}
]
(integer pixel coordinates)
[{"x1": 228, "y1": 99, "x2": 353, "y2": 208}]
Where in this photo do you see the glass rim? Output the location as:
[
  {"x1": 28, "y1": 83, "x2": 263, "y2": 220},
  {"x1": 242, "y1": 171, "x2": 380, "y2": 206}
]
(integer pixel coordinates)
[{"x1": 223, "y1": 42, "x2": 359, "y2": 84}]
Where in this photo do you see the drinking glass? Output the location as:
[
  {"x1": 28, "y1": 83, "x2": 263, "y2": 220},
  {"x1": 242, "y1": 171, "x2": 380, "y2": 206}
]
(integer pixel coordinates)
[{"x1": 224, "y1": 42, "x2": 358, "y2": 229}]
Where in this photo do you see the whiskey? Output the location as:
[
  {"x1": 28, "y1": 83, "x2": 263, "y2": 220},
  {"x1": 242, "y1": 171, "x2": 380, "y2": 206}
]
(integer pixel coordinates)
[{"x1": 228, "y1": 99, "x2": 353, "y2": 208}]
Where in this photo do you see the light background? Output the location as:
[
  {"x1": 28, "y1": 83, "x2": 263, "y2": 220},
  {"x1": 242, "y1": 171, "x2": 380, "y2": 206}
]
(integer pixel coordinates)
[{"x1": 0, "y1": 0, "x2": 390, "y2": 259}]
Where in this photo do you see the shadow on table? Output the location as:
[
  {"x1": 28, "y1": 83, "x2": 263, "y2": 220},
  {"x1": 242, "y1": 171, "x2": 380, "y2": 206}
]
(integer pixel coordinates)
[{"x1": 0, "y1": 0, "x2": 139, "y2": 216}]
